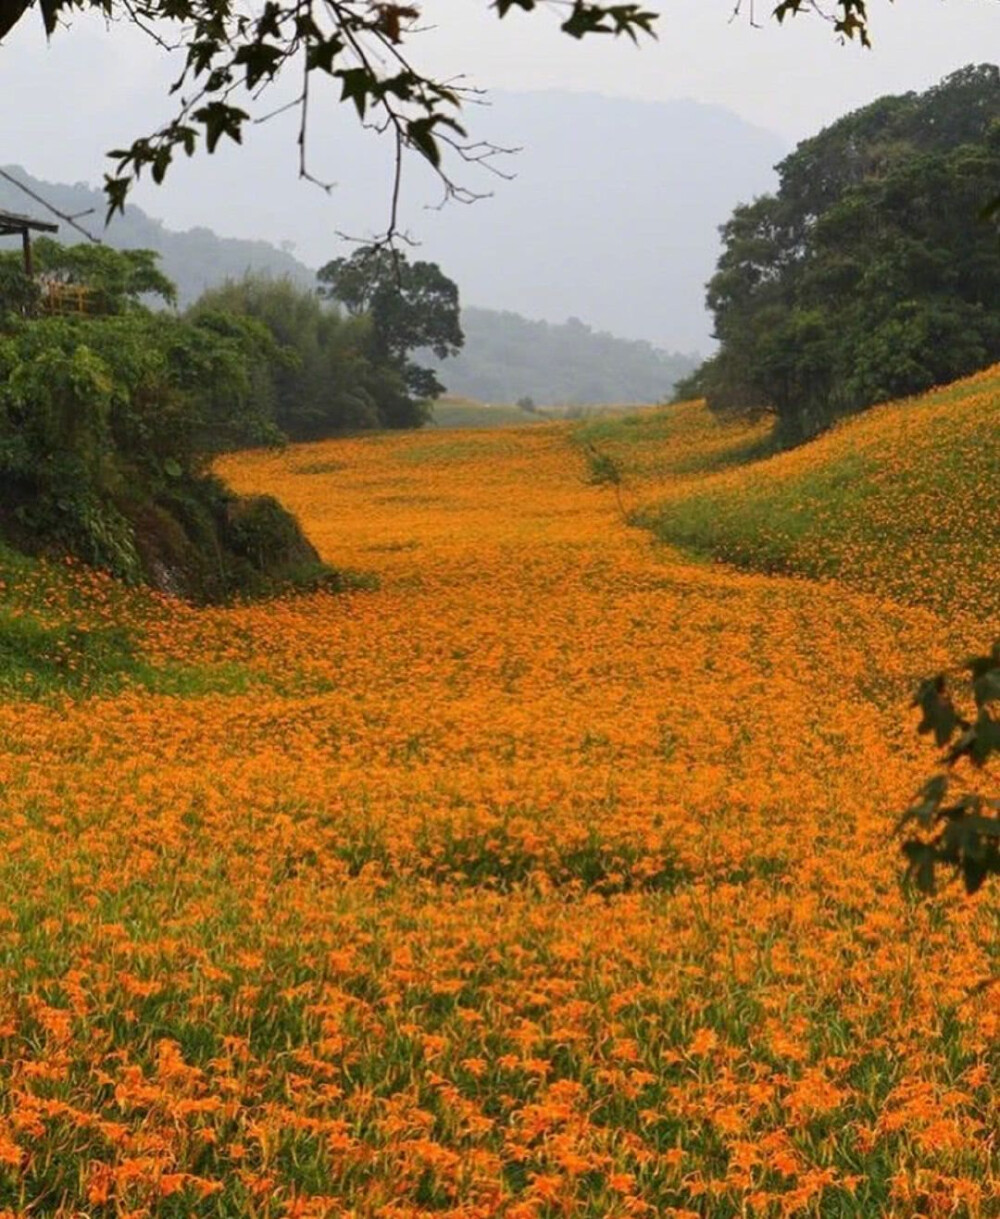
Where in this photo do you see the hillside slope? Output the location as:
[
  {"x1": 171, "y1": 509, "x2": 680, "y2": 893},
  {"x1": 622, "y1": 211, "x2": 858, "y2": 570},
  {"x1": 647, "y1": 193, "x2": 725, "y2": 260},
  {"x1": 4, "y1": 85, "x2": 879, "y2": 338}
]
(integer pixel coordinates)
[
  {"x1": 578, "y1": 367, "x2": 1000, "y2": 634},
  {"x1": 1, "y1": 378, "x2": 998, "y2": 1213}
]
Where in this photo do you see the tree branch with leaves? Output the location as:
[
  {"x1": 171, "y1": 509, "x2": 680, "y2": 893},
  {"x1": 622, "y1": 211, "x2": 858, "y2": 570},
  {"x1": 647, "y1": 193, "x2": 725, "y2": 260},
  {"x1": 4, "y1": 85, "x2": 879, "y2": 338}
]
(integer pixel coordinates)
[
  {"x1": 898, "y1": 642, "x2": 1000, "y2": 896},
  {"x1": 0, "y1": 1, "x2": 657, "y2": 241}
]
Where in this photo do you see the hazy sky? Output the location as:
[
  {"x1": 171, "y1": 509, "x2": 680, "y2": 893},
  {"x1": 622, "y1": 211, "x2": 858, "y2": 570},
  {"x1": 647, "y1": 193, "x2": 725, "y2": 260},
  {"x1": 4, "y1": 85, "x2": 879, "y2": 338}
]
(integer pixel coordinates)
[
  {"x1": 3, "y1": 0, "x2": 998, "y2": 184},
  {"x1": 417, "y1": 0, "x2": 1000, "y2": 140}
]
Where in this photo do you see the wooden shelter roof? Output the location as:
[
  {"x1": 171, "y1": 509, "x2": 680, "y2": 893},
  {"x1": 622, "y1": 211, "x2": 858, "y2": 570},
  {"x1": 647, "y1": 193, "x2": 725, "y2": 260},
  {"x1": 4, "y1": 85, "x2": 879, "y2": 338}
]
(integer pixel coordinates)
[{"x1": 0, "y1": 208, "x2": 58, "y2": 236}]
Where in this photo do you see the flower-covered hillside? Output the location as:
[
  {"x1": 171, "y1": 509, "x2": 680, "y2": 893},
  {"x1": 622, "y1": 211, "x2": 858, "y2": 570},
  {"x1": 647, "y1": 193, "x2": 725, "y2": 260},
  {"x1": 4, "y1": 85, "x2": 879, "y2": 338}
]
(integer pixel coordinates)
[{"x1": 0, "y1": 413, "x2": 993, "y2": 1216}]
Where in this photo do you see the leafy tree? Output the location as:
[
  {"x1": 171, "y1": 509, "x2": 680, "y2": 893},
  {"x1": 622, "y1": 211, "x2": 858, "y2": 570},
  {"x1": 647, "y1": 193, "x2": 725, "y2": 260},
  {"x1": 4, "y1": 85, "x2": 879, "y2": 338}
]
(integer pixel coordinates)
[
  {"x1": 192, "y1": 275, "x2": 391, "y2": 437},
  {"x1": 193, "y1": 273, "x2": 447, "y2": 435},
  {"x1": 0, "y1": 238, "x2": 176, "y2": 321},
  {"x1": 693, "y1": 65, "x2": 1000, "y2": 445},
  {"x1": 318, "y1": 247, "x2": 463, "y2": 426},
  {"x1": 0, "y1": 244, "x2": 293, "y2": 589},
  {"x1": 0, "y1": 263, "x2": 40, "y2": 325},
  {"x1": 0, "y1": 165, "x2": 317, "y2": 309},
  {"x1": 24, "y1": 238, "x2": 177, "y2": 313}
]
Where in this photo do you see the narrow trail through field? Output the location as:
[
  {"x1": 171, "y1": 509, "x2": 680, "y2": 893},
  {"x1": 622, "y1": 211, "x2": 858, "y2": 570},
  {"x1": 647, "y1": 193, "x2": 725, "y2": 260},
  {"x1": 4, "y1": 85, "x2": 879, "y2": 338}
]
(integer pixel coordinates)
[{"x1": 1, "y1": 422, "x2": 998, "y2": 1215}]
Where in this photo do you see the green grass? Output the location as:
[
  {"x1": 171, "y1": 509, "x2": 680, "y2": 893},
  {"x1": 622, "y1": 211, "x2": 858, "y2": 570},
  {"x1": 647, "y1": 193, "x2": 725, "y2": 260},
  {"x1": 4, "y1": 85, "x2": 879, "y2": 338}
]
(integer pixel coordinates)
[
  {"x1": 0, "y1": 610, "x2": 140, "y2": 696},
  {"x1": 638, "y1": 448, "x2": 877, "y2": 577},
  {"x1": 573, "y1": 399, "x2": 778, "y2": 482},
  {"x1": 617, "y1": 368, "x2": 1000, "y2": 628},
  {"x1": 0, "y1": 607, "x2": 261, "y2": 699},
  {"x1": 0, "y1": 540, "x2": 334, "y2": 700},
  {"x1": 0, "y1": 542, "x2": 361, "y2": 701},
  {"x1": 396, "y1": 438, "x2": 486, "y2": 464},
  {"x1": 430, "y1": 397, "x2": 543, "y2": 429}
]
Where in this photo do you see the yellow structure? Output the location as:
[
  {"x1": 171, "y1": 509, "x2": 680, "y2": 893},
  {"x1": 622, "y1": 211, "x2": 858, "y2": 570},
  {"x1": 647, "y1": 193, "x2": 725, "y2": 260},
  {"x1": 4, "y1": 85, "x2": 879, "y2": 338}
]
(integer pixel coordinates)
[{"x1": 40, "y1": 280, "x2": 95, "y2": 316}]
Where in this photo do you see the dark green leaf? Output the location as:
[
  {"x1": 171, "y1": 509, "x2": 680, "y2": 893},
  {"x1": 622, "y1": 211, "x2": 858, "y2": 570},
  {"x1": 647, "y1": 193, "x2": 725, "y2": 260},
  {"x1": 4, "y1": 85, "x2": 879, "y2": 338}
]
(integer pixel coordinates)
[
  {"x1": 964, "y1": 856, "x2": 988, "y2": 895},
  {"x1": 192, "y1": 102, "x2": 249, "y2": 154},
  {"x1": 306, "y1": 35, "x2": 344, "y2": 74},
  {"x1": 233, "y1": 41, "x2": 284, "y2": 89},
  {"x1": 337, "y1": 68, "x2": 372, "y2": 119},
  {"x1": 103, "y1": 175, "x2": 131, "y2": 221},
  {"x1": 895, "y1": 773, "x2": 948, "y2": 833},
  {"x1": 915, "y1": 675, "x2": 961, "y2": 747},
  {"x1": 407, "y1": 118, "x2": 442, "y2": 168},
  {"x1": 973, "y1": 669, "x2": 1000, "y2": 707}
]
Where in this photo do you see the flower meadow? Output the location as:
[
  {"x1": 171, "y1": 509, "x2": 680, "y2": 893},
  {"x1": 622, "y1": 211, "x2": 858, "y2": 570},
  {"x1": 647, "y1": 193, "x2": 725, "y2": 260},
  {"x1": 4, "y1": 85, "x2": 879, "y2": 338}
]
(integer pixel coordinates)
[
  {"x1": 629, "y1": 366, "x2": 1000, "y2": 634},
  {"x1": 0, "y1": 384, "x2": 998, "y2": 1218}
]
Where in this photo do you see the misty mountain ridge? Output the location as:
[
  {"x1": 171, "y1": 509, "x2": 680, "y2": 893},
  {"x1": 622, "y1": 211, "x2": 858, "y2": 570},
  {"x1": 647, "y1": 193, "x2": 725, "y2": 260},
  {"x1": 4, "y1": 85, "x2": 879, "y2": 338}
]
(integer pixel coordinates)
[
  {"x1": 4, "y1": 89, "x2": 784, "y2": 351},
  {"x1": 1, "y1": 165, "x2": 696, "y2": 403},
  {"x1": 0, "y1": 165, "x2": 315, "y2": 306},
  {"x1": 427, "y1": 308, "x2": 698, "y2": 406}
]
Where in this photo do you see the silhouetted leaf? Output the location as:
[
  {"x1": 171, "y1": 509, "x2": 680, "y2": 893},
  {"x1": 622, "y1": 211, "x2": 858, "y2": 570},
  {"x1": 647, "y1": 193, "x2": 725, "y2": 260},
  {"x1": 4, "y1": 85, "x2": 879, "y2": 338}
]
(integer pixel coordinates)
[
  {"x1": 915, "y1": 676, "x2": 961, "y2": 747},
  {"x1": 337, "y1": 68, "x2": 372, "y2": 118},
  {"x1": 964, "y1": 856, "x2": 988, "y2": 895},
  {"x1": 903, "y1": 841, "x2": 936, "y2": 895}
]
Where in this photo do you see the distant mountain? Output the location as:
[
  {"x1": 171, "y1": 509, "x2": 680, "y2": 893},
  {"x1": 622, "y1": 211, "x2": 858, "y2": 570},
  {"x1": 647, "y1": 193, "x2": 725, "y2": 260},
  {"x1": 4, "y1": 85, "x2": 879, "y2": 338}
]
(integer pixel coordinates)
[
  {"x1": 4, "y1": 92, "x2": 783, "y2": 350},
  {"x1": 0, "y1": 166, "x2": 314, "y2": 306},
  {"x1": 109, "y1": 89, "x2": 786, "y2": 351},
  {"x1": 430, "y1": 308, "x2": 697, "y2": 405},
  {"x1": 411, "y1": 92, "x2": 786, "y2": 354}
]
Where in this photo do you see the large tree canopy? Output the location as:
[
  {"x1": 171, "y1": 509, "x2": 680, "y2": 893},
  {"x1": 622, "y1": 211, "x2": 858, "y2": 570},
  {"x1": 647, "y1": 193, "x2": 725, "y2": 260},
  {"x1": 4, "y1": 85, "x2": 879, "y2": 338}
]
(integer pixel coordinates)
[
  {"x1": 0, "y1": 0, "x2": 875, "y2": 234},
  {"x1": 684, "y1": 64, "x2": 1000, "y2": 444}
]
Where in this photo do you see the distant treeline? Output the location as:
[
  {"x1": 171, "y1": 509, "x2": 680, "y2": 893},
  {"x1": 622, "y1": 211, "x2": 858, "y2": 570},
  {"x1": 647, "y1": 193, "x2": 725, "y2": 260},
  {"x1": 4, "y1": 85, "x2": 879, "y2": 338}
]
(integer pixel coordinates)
[
  {"x1": 681, "y1": 64, "x2": 1000, "y2": 444},
  {"x1": 423, "y1": 308, "x2": 698, "y2": 406},
  {"x1": 1, "y1": 169, "x2": 699, "y2": 411}
]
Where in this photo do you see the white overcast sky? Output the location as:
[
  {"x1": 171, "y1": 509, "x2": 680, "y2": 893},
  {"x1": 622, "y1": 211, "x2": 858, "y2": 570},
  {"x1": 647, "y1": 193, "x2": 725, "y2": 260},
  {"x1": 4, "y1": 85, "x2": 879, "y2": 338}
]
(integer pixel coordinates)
[
  {"x1": 417, "y1": 0, "x2": 1000, "y2": 141},
  {"x1": 2, "y1": 0, "x2": 999, "y2": 187}
]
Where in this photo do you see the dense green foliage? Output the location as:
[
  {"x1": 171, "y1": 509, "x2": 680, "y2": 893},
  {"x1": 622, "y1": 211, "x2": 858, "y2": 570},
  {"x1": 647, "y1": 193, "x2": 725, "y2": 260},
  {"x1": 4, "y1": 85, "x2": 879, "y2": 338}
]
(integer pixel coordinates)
[
  {"x1": 28, "y1": 236, "x2": 177, "y2": 311},
  {"x1": 318, "y1": 247, "x2": 464, "y2": 427},
  {"x1": 0, "y1": 238, "x2": 464, "y2": 597},
  {"x1": 0, "y1": 243, "x2": 333, "y2": 600},
  {"x1": 427, "y1": 308, "x2": 697, "y2": 406},
  {"x1": 191, "y1": 275, "x2": 410, "y2": 437},
  {"x1": 688, "y1": 65, "x2": 1000, "y2": 443},
  {"x1": 0, "y1": 235, "x2": 177, "y2": 322}
]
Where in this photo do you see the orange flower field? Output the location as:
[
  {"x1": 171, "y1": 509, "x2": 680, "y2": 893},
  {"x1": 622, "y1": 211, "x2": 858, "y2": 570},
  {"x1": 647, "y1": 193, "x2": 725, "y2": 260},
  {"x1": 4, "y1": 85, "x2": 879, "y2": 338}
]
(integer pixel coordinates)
[{"x1": 0, "y1": 395, "x2": 998, "y2": 1217}]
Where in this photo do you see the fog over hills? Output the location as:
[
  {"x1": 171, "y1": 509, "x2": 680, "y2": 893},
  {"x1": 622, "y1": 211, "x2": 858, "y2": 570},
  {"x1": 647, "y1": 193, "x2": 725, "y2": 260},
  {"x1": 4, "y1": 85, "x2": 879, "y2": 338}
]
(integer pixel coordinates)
[
  {"x1": 409, "y1": 92, "x2": 786, "y2": 353},
  {"x1": 0, "y1": 168, "x2": 315, "y2": 306},
  {"x1": 427, "y1": 309, "x2": 698, "y2": 406},
  {"x1": 3, "y1": 89, "x2": 783, "y2": 353},
  {"x1": 0, "y1": 165, "x2": 697, "y2": 401}
]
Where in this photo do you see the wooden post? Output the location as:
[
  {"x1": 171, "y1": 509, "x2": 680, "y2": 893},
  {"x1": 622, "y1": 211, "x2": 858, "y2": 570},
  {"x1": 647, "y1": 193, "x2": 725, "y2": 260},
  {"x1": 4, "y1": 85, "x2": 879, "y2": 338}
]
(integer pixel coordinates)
[{"x1": 21, "y1": 227, "x2": 32, "y2": 278}]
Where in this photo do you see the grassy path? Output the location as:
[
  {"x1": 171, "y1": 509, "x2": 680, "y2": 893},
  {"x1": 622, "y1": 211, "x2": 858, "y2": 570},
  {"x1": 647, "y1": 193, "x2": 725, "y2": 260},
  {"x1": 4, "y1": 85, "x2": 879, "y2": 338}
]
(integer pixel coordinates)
[{"x1": 0, "y1": 422, "x2": 996, "y2": 1216}]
